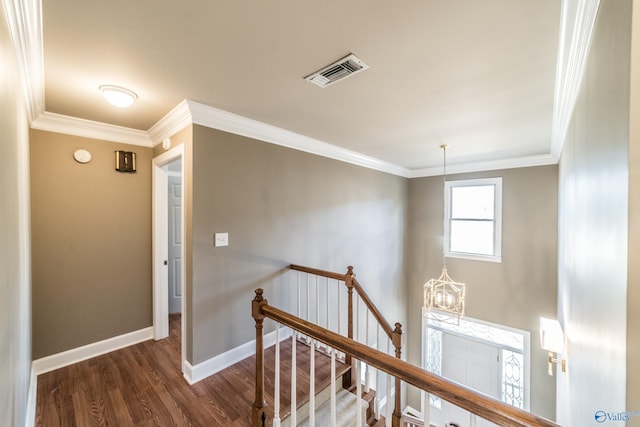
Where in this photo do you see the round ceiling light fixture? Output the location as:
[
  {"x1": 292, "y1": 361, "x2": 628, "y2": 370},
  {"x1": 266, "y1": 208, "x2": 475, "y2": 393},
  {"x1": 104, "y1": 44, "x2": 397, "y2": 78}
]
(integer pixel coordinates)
[{"x1": 99, "y1": 85, "x2": 138, "y2": 108}]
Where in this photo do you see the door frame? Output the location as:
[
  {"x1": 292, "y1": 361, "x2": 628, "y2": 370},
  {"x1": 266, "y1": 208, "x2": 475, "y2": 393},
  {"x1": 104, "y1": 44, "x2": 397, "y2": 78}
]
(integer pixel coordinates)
[{"x1": 152, "y1": 144, "x2": 186, "y2": 372}]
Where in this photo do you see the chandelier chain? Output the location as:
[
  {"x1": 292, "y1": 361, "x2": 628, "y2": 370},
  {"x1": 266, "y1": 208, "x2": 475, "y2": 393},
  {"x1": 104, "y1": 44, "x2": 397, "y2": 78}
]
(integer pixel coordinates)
[{"x1": 440, "y1": 144, "x2": 448, "y2": 269}]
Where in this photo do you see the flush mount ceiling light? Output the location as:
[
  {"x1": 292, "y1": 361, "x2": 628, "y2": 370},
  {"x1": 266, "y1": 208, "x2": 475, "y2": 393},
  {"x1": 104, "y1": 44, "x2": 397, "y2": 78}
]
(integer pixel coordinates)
[{"x1": 99, "y1": 85, "x2": 138, "y2": 108}]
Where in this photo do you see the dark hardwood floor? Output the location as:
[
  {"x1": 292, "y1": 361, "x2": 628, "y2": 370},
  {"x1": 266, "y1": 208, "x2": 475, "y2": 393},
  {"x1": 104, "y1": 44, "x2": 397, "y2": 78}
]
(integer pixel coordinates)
[{"x1": 36, "y1": 314, "x2": 386, "y2": 426}]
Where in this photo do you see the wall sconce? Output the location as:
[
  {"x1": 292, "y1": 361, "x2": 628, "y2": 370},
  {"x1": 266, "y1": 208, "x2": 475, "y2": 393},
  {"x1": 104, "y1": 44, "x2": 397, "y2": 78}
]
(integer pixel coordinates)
[{"x1": 540, "y1": 317, "x2": 566, "y2": 375}]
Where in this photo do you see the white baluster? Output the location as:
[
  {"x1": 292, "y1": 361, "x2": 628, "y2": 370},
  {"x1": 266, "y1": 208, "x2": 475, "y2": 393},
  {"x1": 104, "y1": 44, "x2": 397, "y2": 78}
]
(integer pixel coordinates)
[
  {"x1": 296, "y1": 272, "x2": 301, "y2": 341},
  {"x1": 365, "y1": 309, "x2": 370, "y2": 392},
  {"x1": 375, "y1": 324, "x2": 381, "y2": 419},
  {"x1": 306, "y1": 274, "x2": 311, "y2": 321},
  {"x1": 326, "y1": 278, "x2": 330, "y2": 332},
  {"x1": 355, "y1": 359, "x2": 362, "y2": 427},
  {"x1": 291, "y1": 333, "x2": 297, "y2": 426},
  {"x1": 337, "y1": 281, "x2": 341, "y2": 336},
  {"x1": 315, "y1": 276, "x2": 320, "y2": 349},
  {"x1": 306, "y1": 274, "x2": 311, "y2": 344},
  {"x1": 470, "y1": 413, "x2": 477, "y2": 427},
  {"x1": 273, "y1": 324, "x2": 281, "y2": 427},
  {"x1": 422, "y1": 391, "x2": 430, "y2": 427},
  {"x1": 385, "y1": 373, "x2": 392, "y2": 427},
  {"x1": 310, "y1": 338, "x2": 315, "y2": 427},
  {"x1": 356, "y1": 295, "x2": 360, "y2": 343},
  {"x1": 386, "y1": 341, "x2": 392, "y2": 427},
  {"x1": 330, "y1": 349, "x2": 337, "y2": 427}
]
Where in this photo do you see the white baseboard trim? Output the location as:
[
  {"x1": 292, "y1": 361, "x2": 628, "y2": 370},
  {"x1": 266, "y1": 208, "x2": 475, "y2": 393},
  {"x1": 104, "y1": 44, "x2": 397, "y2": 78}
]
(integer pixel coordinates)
[
  {"x1": 24, "y1": 366, "x2": 36, "y2": 427},
  {"x1": 183, "y1": 327, "x2": 292, "y2": 385},
  {"x1": 32, "y1": 327, "x2": 154, "y2": 375}
]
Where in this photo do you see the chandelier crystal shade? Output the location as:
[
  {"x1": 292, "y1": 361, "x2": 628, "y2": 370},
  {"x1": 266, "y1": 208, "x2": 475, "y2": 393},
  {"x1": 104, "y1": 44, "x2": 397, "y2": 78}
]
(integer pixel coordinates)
[{"x1": 423, "y1": 144, "x2": 466, "y2": 324}]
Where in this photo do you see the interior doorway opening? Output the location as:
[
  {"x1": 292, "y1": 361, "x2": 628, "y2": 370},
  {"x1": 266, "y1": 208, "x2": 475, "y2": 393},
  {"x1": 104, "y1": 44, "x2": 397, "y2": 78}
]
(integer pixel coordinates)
[{"x1": 153, "y1": 145, "x2": 186, "y2": 375}]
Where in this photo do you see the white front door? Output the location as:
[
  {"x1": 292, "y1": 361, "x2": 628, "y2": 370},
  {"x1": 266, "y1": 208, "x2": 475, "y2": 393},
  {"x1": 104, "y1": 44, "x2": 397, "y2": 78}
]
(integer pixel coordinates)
[
  {"x1": 441, "y1": 333, "x2": 499, "y2": 427},
  {"x1": 168, "y1": 175, "x2": 182, "y2": 314}
]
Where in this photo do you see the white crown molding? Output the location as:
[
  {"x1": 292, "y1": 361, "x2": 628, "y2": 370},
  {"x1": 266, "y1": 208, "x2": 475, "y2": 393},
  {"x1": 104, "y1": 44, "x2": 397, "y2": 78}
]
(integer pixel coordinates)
[
  {"x1": 4, "y1": 0, "x2": 571, "y2": 178},
  {"x1": 2, "y1": 0, "x2": 45, "y2": 123},
  {"x1": 550, "y1": 0, "x2": 601, "y2": 159},
  {"x1": 147, "y1": 99, "x2": 192, "y2": 145},
  {"x1": 186, "y1": 100, "x2": 412, "y2": 178},
  {"x1": 409, "y1": 153, "x2": 558, "y2": 178},
  {"x1": 31, "y1": 111, "x2": 152, "y2": 147}
]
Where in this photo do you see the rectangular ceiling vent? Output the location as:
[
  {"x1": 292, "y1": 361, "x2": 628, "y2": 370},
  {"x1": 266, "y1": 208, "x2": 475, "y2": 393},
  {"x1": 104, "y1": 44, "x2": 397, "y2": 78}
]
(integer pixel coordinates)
[{"x1": 304, "y1": 53, "x2": 370, "y2": 88}]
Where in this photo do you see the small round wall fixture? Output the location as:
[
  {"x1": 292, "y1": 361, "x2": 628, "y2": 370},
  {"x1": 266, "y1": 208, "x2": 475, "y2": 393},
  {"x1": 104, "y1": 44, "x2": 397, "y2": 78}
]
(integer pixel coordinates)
[
  {"x1": 73, "y1": 149, "x2": 92, "y2": 164},
  {"x1": 99, "y1": 85, "x2": 138, "y2": 108}
]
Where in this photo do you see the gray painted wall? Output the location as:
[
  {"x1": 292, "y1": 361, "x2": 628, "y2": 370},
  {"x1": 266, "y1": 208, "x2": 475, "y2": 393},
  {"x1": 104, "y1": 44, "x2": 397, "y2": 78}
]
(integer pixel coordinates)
[
  {"x1": 557, "y1": 0, "x2": 631, "y2": 425},
  {"x1": 30, "y1": 131, "x2": 153, "y2": 358},
  {"x1": 188, "y1": 125, "x2": 408, "y2": 365},
  {"x1": 628, "y1": 0, "x2": 640, "y2": 419},
  {"x1": 0, "y1": 3, "x2": 32, "y2": 426},
  {"x1": 405, "y1": 165, "x2": 558, "y2": 420}
]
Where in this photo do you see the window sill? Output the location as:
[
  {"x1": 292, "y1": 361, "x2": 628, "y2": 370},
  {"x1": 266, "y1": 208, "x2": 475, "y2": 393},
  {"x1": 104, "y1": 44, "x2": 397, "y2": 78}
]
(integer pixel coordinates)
[{"x1": 445, "y1": 252, "x2": 502, "y2": 263}]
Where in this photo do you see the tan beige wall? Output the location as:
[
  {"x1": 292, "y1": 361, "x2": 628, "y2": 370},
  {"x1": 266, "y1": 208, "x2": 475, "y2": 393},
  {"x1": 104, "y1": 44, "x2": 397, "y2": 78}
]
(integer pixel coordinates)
[
  {"x1": 557, "y1": 0, "x2": 632, "y2": 425},
  {"x1": 31, "y1": 130, "x2": 153, "y2": 358},
  {"x1": 189, "y1": 125, "x2": 408, "y2": 365},
  {"x1": 152, "y1": 125, "x2": 190, "y2": 157},
  {"x1": 0, "y1": 3, "x2": 32, "y2": 425},
  {"x1": 405, "y1": 165, "x2": 558, "y2": 420}
]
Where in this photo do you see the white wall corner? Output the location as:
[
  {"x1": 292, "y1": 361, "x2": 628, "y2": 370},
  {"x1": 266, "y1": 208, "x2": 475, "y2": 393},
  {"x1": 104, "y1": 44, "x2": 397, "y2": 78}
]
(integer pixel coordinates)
[
  {"x1": 31, "y1": 327, "x2": 154, "y2": 375},
  {"x1": 2, "y1": 0, "x2": 45, "y2": 123},
  {"x1": 182, "y1": 327, "x2": 292, "y2": 385},
  {"x1": 24, "y1": 366, "x2": 37, "y2": 427}
]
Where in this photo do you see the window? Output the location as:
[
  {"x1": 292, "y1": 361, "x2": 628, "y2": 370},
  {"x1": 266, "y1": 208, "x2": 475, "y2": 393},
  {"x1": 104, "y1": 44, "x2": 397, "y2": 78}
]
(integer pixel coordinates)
[{"x1": 444, "y1": 177, "x2": 502, "y2": 262}]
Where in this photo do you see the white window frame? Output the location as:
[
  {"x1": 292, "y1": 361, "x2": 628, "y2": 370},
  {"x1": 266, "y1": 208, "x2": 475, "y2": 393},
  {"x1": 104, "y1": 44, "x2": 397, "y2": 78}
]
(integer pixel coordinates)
[{"x1": 444, "y1": 177, "x2": 502, "y2": 262}]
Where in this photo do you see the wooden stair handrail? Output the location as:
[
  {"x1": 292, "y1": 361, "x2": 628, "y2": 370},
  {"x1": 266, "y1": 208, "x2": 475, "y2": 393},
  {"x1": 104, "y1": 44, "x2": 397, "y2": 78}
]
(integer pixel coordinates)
[
  {"x1": 290, "y1": 264, "x2": 346, "y2": 281},
  {"x1": 252, "y1": 289, "x2": 560, "y2": 427}
]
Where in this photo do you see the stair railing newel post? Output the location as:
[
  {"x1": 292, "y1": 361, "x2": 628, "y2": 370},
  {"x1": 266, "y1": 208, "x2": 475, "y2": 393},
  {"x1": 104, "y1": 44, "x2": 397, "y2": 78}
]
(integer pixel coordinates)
[
  {"x1": 343, "y1": 265, "x2": 355, "y2": 389},
  {"x1": 392, "y1": 322, "x2": 403, "y2": 427},
  {"x1": 252, "y1": 289, "x2": 268, "y2": 427}
]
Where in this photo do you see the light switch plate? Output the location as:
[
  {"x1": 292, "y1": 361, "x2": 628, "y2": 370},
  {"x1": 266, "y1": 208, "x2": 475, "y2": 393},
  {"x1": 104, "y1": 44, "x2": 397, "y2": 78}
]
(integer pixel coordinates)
[{"x1": 214, "y1": 232, "x2": 229, "y2": 247}]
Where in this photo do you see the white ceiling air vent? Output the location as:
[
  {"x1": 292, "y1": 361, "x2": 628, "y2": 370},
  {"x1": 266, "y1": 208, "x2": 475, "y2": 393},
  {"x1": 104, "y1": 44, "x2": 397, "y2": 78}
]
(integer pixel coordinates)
[{"x1": 304, "y1": 53, "x2": 370, "y2": 88}]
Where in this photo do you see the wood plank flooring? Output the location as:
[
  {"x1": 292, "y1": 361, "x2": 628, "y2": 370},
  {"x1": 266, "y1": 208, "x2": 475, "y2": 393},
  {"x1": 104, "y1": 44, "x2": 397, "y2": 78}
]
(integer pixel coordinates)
[{"x1": 36, "y1": 314, "x2": 386, "y2": 426}]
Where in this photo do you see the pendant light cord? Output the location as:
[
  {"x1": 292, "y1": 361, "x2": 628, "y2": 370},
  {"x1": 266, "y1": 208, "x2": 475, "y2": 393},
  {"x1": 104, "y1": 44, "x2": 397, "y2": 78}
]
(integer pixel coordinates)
[{"x1": 440, "y1": 144, "x2": 448, "y2": 269}]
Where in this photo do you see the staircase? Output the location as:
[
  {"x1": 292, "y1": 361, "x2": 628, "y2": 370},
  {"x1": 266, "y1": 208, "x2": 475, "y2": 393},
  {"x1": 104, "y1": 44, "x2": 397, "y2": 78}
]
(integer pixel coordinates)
[
  {"x1": 251, "y1": 265, "x2": 561, "y2": 427},
  {"x1": 278, "y1": 338, "x2": 382, "y2": 427}
]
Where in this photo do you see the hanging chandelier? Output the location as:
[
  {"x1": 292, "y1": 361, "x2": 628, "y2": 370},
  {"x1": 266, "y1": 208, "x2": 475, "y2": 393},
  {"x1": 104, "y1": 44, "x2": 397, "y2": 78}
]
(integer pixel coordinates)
[{"x1": 423, "y1": 145, "x2": 466, "y2": 324}]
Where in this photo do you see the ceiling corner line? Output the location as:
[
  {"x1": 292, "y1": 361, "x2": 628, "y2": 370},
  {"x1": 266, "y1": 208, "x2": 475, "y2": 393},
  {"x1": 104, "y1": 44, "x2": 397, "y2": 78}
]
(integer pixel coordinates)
[
  {"x1": 184, "y1": 100, "x2": 410, "y2": 177},
  {"x1": 408, "y1": 153, "x2": 559, "y2": 179},
  {"x1": 31, "y1": 112, "x2": 152, "y2": 147},
  {"x1": 147, "y1": 99, "x2": 193, "y2": 146},
  {"x1": 550, "y1": 0, "x2": 601, "y2": 160}
]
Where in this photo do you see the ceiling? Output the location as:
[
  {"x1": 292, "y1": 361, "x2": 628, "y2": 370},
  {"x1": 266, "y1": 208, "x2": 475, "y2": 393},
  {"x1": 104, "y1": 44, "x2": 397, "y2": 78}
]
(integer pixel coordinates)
[{"x1": 40, "y1": 0, "x2": 562, "y2": 174}]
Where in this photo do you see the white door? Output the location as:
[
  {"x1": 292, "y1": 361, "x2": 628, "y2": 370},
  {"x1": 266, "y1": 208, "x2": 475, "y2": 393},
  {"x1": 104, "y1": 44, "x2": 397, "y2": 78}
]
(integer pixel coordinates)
[
  {"x1": 441, "y1": 333, "x2": 499, "y2": 427},
  {"x1": 168, "y1": 175, "x2": 182, "y2": 314}
]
